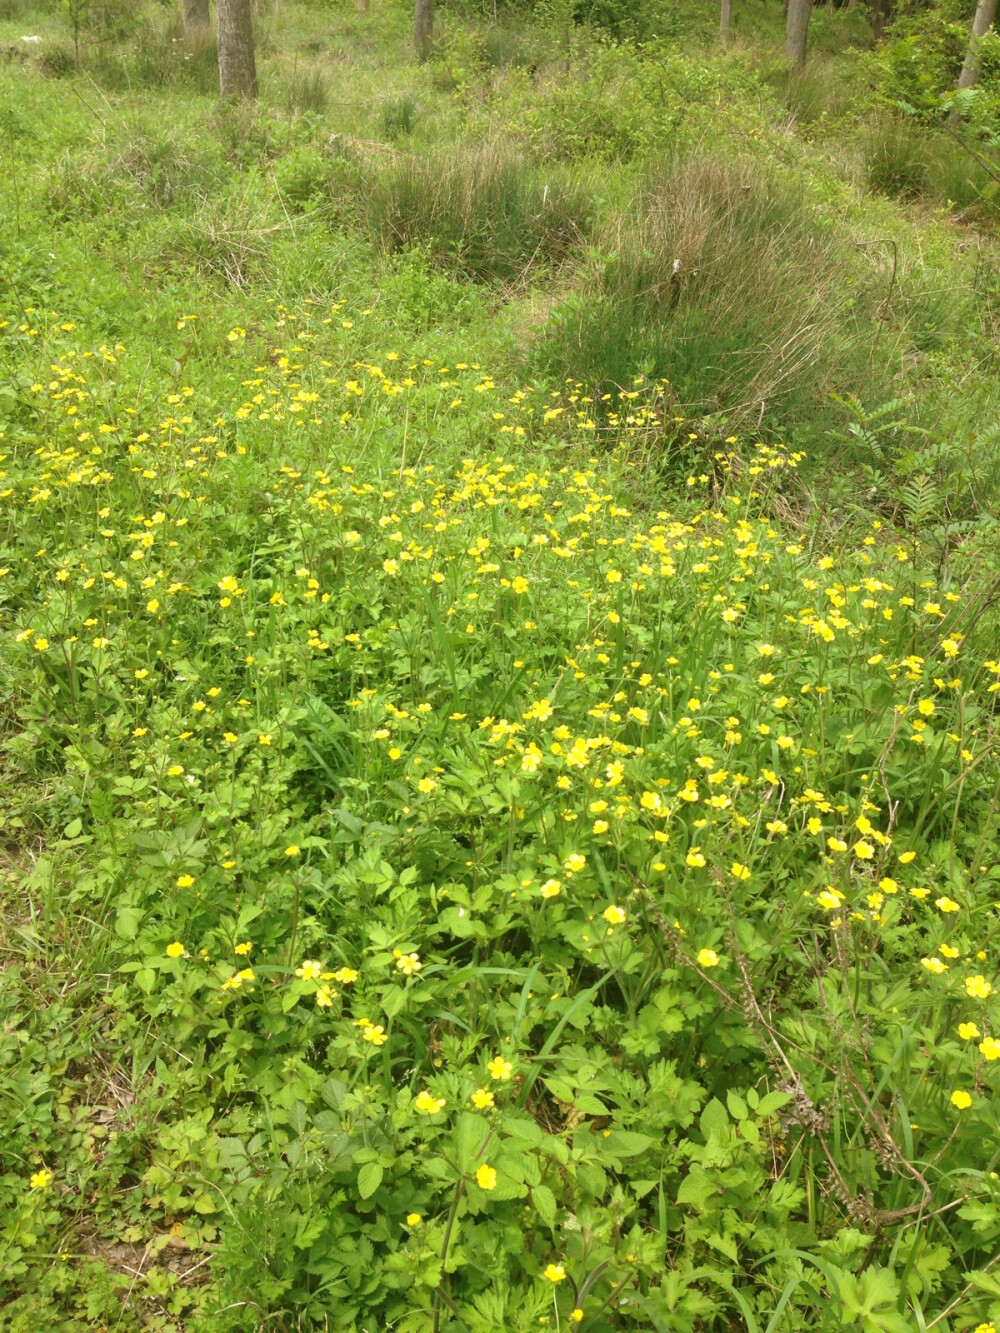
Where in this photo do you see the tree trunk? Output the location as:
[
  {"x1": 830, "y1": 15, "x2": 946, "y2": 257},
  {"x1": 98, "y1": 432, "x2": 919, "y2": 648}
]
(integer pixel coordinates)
[
  {"x1": 720, "y1": 0, "x2": 733, "y2": 44},
  {"x1": 414, "y1": 0, "x2": 433, "y2": 59},
  {"x1": 359, "y1": 0, "x2": 369, "y2": 10},
  {"x1": 953, "y1": 0, "x2": 998, "y2": 116},
  {"x1": 785, "y1": 0, "x2": 811, "y2": 65},
  {"x1": 217, "y1": 0, "x2": 257, "y2": 99},
  {"x1": 183, "y1": 0, "x2": 211, "y2": 43}
]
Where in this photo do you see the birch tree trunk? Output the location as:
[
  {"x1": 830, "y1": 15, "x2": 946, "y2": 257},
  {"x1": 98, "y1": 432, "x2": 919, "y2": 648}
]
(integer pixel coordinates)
[
  {"x1": 720, "y1": 0, "x2": 733, "y2": 45},
  {"x1": 217, "y1": 0, "x2": 257, "y2": 99},
  {"x1": 955, "y1": 0, "x2": 999, "y2": 109}
]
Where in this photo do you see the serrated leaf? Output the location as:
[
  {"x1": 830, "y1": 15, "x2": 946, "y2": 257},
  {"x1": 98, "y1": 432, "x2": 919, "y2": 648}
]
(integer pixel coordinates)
[
  {"x1": 357, "y1": 1162, "x2": 383, "y2": 1199},
  {"x1": 726, "y1": 1090, "x2": 748, "y2": 1121},
  {"x1": 700, "y1": 1097, "x2": 729, "y2": 1140},
  {"x1": 532, "y1": 1184, "x2": 557, "y2": 1226},
  {"x1": 115, "y1": 906, "x2": 143, "y2": 940}
]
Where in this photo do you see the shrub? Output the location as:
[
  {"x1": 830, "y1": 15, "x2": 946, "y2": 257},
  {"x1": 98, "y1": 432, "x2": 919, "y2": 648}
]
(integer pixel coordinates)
[{"x1": 273, "y1": 143, "x2": 330, "y2": 210}]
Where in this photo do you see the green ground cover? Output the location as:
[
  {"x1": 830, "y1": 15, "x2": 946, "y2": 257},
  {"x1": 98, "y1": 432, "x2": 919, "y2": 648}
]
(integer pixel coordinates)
[{"x1": 2, "y1": 2, "x2": 1000, "y2": 1329}]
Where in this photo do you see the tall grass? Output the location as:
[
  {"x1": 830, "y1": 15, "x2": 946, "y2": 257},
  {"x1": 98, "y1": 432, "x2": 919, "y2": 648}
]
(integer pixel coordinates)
[
  {"x1": 863, "y1": 112, "x2": 1000, "y2": 218},
  {"x1": 358, "y1": 143, "x2": 594, "y2": 285},
  {"x1": 537, "y1": 156, "x2": 892, "y2": 436}
]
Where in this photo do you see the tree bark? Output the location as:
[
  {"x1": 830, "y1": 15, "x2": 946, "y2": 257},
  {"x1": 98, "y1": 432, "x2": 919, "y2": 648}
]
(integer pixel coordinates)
[
  {"x1": 183, "y1": 0, "x2": 211, "y2": 43},
  {"x1": 785, "y1": 0, "x2": 811, "y2": 65},
  {"x1": 414, "y1": 0, "x2": 433, "y2": 59},
  {"x1": 957, "y1": 0, "x2": 998, "y2": 95},
  {"x1": 720, "y1": 0, "x2": 733, "y2": 44},
  {"x1": 217, "y1": 0, "x2": 257, "y2": 99}
]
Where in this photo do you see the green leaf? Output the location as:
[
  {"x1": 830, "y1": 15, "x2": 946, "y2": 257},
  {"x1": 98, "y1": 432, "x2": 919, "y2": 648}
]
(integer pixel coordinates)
[
  {"x1": 115, "y1": 906, "x2": 143, "y2": 940},
  {"x1": 602, "y1": 1130, "x2": 653, "y2": 1157},
  {"x1": 726, "y1": 1090, "x2": 748, "y2": 1122},
  {"x1": 700, "y1": 1098, "x2": 729, "y2": 1141},
  {"x1": 532, "y1": 1184, "x2": 557, "y2": 1227},
  {"x1": 357, "y1": 1162, "x2": 383, "y2": 1200},
  {"x1": 455, "y1": 1112, "x2": 489, "y2": 1174}
]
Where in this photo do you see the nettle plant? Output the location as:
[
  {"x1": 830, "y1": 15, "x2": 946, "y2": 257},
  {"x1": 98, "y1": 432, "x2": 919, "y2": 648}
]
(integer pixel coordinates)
[{"x1": 3, "y1": 302, "x2": 1000, "y2": 1331}]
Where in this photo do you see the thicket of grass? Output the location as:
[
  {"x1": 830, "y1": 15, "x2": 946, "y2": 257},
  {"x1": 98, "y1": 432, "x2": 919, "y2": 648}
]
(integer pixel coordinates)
[{"x1": 537, "y1": 158, "x2": 894, "y2": 436}]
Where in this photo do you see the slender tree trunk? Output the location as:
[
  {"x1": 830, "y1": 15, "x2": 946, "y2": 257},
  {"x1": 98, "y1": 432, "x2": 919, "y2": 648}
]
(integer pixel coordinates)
[
  {"x1": 359, "y1": 0, "x2": 369, "y2": 10},
  {"x1": 414, "y1": 0, "x2": 433, "y2": 59},
  {"x1": 183, "y1": 0, "x2": 211, "y2": 43},
  {"x1": 720, "y1": 0, "x2": 733, "y2": 44},
  {"x1": 785, "y1": 0, "x2": 811, "y2": 65},
  {"x1": 951, "y1": 0, "x2": 998, "y2": 124},
  {"x1": 217, "y1": 0, "x2": 257, "y2": 99}
]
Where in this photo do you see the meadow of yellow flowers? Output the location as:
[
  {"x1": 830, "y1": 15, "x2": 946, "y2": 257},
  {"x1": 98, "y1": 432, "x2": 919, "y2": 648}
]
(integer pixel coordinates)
[{"x1": 2, "y1": 289, "x2": 999, "y2": 1332}]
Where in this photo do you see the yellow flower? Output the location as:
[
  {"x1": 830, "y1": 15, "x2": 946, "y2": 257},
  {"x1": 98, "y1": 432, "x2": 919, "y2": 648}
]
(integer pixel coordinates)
[
  {"x1": 935, "y1": 896, "x2": 959, "y2": 913},
  {"x1": 487, "y1": 1056, "x2": 513, "y2": 1080},
  {"x1": 827, "y1": 837, "x2": 848, "y2": 853},
  {"x1": 414, "y1": 1090, "x2": 446, "y2": 1115},
  {"x1": 853, "y1": 840, "x2": 874, "y2": 859},
  {"x1": 898, "y1": 850, "x2": 917, "y2": 864},
  {"x1": 571, "y1": 1311, "x2": 584, "y2": 1324},
  {"x1": 979, "y1": 1037, "x2": 1000, "y2": 1061},
  {"x1": 223, "y1": 732, "x2": 239, "y2": 744},
  {"x1": 959, "y1": 1022, "x2": 981, "y2": 1040},
  {"x1": 394, "y1": 950, "x2": 422, "y2": 976},
  {"x1": 817, "y1": 889, "x2": 844, "y2": 911},
  {"x1": 29, "y1": 1169, "x2": 53, "y2": 1190},
  {"x1": 539, "y1": 878, "x2": 562, "y2": 899},
  {"x1": 362, "y1": 1024, "x2": 388, "y2": 1046},
  {"x1": 603, "y1": 904, "x2": 626, "y2": 925},
  {"x1": 258, "y1": 734, "x2": 272, "y2": 746},
  {"x1": 917, "y1": 698, "x2": 936, "y2": 716},
  {"x1": 966, "y1": 975, "x2": 993, "y2": 999},
  {"x1": 333, "y1": 967, "x2": 359, "y2": 984},
  {"x1": 176, "y1": 874, "x2": 194, "y2": 888},
  {"x1": 165, "y1": 941, "x2": 185, "y2": 959},
  {"x1": 471, "y1": 1088, "x2": 495, "y2": 1109},
  {"x1": 285, "y1": 844, "x2": 301, "y2": 857},
  {"x1": 33, "y1": 638, "x2": 49, "y2": 651},
  {"x1": 234, "y1": 941, "x2": 253, "y2": 956},
  {"x1": 406, "y1": 1213, "x2": 422, "y2": 1227},
  {"x1": 921, "y1": 957, "x2": 947, "y2": 975},
  {"x1": 296, "y1": 959, "x2": 323, "y2": 981},
  {"x1": 523, "y1": 699, "x2": 553, "y2": 722},
  {"x1": 315, "y1": 985, "x2": 335, "y2": 1007},
  {"x1": 416, "y1": 776, "x2": 437, "y2": 794},
  {"x1": 544, "y1": 1263, "x2": 567, "y2": 1283},
  {"x1": 510, "y1": 576, "x2": 529, "y2": 595},
  {"x1": 564, "y1": 852, "x2": 586, "y2": 874},
  {"x1": 730, "y1": 862, "x2": 751, "y2": 880},
  {"x1": 475, "y1": 1163, "x2": 498, "y2": 1190},
  {"x1": 686, "y1": 849, "x2": 706, "y2": 868},
  {"x1": 951, "y1": 1090, "x2": 972, "y2": 1110},
  {"x1": 697, "y1": 948, "x2": 720, "y2": 968},
  {"x1": 167, "y1": 765, "x2": 184, "y2": 777}
]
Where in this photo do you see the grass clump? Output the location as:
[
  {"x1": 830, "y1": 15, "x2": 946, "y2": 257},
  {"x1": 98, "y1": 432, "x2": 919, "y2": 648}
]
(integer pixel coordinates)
[
  {"x1": 359, "y1": 143, "x2": 594, "y2": 284},
  {"x1": 538, "y1": 156, "x2": 890, "y2": 437}
]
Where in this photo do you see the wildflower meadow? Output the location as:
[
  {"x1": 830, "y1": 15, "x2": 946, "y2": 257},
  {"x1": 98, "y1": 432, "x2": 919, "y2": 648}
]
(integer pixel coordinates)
[{"x1": 3, "y1": 2, "x2": 1000, "y2": 1331}]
